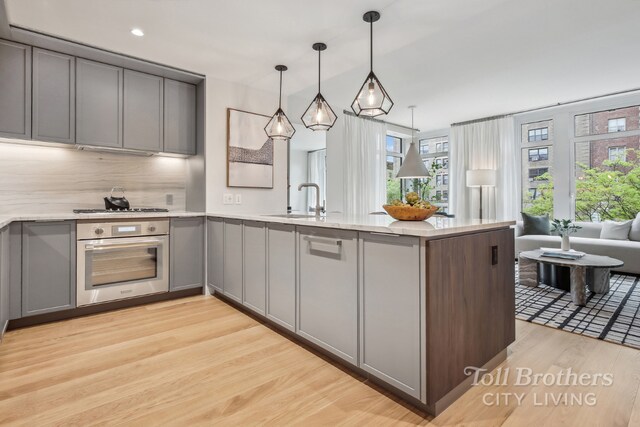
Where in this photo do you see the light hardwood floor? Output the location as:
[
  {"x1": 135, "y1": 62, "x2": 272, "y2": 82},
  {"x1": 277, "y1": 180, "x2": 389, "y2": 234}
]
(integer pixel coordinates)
[{"x1": 1, "y1": 295, "x2": 640, "y2": 426}]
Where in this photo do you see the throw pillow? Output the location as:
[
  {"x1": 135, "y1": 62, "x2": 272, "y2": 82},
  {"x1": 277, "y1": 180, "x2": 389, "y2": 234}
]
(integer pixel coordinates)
[
  {"x1": 521, "y1": 212, "x2": 551, "y2": 236},
  {"x1": 600, "y1": 220, "x2": 633, "y2": 241},
  {"x1": 630, "y1": 213, "x2": 640, "y2": 241}
]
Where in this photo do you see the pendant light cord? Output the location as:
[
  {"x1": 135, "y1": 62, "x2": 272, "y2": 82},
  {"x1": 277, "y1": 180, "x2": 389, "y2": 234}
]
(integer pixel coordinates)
[
  {"x1": 318, "y1": 49, "x2": 321, "y2": 93},
  {"x1": 278, "y1": 69, "x2": 283, "y2": 109},
  {"x1": 370, "y1": 20, "x2": 373, "y2": 72}
]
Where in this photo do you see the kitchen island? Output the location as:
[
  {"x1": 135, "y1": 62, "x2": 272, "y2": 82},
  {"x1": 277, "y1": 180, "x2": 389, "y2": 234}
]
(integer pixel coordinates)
[{"x1": 206, "y1": 213, "x2": 516, "y2": 415}]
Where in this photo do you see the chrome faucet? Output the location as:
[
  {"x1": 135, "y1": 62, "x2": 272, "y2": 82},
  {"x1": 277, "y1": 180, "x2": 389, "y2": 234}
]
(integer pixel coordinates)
[{"x1": 298, "y1": 183, "x2": 325, "y2": 216}]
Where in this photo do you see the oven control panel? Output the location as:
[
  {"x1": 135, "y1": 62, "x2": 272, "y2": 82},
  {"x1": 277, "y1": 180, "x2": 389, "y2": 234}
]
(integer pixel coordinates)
[{"x1": 77, "y1": 219, "x2": 170, "y2": 240}]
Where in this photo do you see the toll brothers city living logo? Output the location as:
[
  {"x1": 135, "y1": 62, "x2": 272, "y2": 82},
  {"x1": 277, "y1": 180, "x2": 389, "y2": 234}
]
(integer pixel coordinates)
[{"x1": 464, "y1": 366, "x2": 614, "y2": 407}]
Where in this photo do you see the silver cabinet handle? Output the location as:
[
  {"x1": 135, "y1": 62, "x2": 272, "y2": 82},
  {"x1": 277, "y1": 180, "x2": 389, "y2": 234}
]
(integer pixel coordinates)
[{"x1": 303, "y1": 236, "x2": 342, "y2": 247}]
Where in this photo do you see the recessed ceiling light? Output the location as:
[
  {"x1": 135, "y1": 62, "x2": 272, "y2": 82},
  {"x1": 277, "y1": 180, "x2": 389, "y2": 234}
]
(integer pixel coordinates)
[{"x1": 131, "y1": 28, "x2": 144, "y2": 37}]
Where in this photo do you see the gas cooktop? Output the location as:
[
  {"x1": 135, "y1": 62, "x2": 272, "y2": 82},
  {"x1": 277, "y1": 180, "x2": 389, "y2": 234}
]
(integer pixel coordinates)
[{"x1": 73, "y1": 208, "x2": 169, "y2": 214}]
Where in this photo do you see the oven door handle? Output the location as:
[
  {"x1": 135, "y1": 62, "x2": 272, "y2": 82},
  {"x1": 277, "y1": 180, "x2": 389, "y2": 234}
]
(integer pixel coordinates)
[{"x1": 85, "y1": 240, "x2": 164, "y2": 251}]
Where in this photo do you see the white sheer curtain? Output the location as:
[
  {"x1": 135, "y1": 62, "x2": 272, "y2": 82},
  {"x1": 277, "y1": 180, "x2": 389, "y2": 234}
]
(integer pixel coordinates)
[
  {"x1": 342, "y1": 114, "x2": 387, "y2": 215},
  {"x1": 450, "y1": 116, "x2": 519, "y2": 221},
  {"x1": 307, "y1": 149, "x2": 326, "y2": 212}
]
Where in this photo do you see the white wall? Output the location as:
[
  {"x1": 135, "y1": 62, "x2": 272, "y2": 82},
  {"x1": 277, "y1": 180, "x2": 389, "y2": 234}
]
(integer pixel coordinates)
[
  {"x1": 289, "y1": 149, "x2": 308, "y2": 212},
  {"x1": 205, "y1": 77, "x2": 287, "y2": 214}
]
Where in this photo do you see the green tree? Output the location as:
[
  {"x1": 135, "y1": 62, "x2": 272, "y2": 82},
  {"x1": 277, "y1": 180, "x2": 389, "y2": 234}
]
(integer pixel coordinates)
[{"x1": 523, "y1": 172, "x2": 554, "y2": 217}]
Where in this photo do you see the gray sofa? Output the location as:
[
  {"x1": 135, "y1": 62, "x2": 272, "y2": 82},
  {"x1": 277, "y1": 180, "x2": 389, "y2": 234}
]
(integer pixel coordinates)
[{"x1": 515, "y1": 221, "x2": 640, "y2": 275}]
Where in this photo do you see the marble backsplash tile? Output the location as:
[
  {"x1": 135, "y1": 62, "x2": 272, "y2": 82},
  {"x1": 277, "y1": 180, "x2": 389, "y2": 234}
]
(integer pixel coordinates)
[{"x1": 0, "y1": 142, "x2": 188, "y2": 214}]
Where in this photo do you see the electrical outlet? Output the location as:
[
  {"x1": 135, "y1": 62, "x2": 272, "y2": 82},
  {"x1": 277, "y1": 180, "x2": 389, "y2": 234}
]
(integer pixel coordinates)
[
  {"x1": 223, "y1": 193, "x2": 234, "y2": 205},
  {"x1": 165, "y1": 194, "x2": 174, "y2": 205},
  {"x1": 235, "y1": 194, "x2": 242, "y2": 205}
]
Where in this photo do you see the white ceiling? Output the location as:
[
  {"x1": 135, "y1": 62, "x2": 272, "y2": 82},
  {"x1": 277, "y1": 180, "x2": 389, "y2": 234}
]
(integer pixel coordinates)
[{"x1": 6, "y1": 0, "x2": 640, "y2": 131}]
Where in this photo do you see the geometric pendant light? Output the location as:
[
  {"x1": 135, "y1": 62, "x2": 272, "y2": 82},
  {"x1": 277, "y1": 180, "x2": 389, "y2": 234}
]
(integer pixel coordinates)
[
  {"x1": 396, "y1": 106, "x2": 429, "y2": 178},
  {"x1": 301, "y1": 43, "x2": 338, "y2": 131},
  {"x1": 265, "y1": 65, "x2": 296, "y2": 141},
  {"x1": 351, "y1": 11, "x2": 394, "y2": 118}
]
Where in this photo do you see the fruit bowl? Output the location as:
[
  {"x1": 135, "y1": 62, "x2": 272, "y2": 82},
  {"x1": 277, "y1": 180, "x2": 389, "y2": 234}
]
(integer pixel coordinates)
[{"x1": 382, "y1": 204, "x2": 439, "y2": 221}]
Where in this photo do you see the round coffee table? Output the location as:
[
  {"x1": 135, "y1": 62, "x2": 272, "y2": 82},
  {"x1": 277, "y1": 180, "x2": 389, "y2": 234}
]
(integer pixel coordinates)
[{"x1": 519, "y1": 249, "x2": 624, "y2": 306}]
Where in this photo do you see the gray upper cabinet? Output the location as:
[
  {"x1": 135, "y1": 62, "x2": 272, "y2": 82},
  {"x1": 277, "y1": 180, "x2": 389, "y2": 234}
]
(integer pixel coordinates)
[
  {"x1": 207, "y1": 217, "x2": 224, "y2": 293},
  {"x1": 223, "y1": 219, "x2": 243, "y2": 303},
  {"x1": 243, "y1": 221, "x2": 266, "y2": 315},
  {"x1": 22, "y1": 221, "x2": 76, "y2": 317},
  {"x1": 0, "y1": 40, "x2": 31, "y2": 139},
  {"x1": 164, "y1": 79, "x2": 196, "y2": 155},
  {"x1": 76, "y1": 58, "x2": 123, "y2": 148},
  {"x1": 124, "y1": 70, "x2": 163, "y2": 152},
  {"x1": 359, "y1": 233, "x2": 422, "y2": 399},
  {"x1": 297, "y1": 227, "x2": 358, "y2": 365},
  {"x1": 170, "y1": 217, "x2": 204, "y2": 291},
  {"x1": 266, "y1": 223, "x2": 296, "y2": 332},
  {"x1": 32, "y1": 48, "x2": 75, "y2": 144}
]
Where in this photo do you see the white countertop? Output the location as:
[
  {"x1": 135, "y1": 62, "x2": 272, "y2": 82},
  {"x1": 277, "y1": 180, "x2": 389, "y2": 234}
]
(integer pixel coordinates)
[
  {"x1": 206, "y1": 212, "x2": 515, "y2": 238},
  {"x1": 0, "y1": 211, "x2": 205, "y2": 230}
]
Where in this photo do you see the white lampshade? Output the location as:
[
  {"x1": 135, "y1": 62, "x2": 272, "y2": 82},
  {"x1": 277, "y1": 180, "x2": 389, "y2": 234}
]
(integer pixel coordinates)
[
  {"x1": 396, "y1": 141, "x2": 429, "y2": 178},
  {"x1": 466, "y1": 169, "x2": 497, "y2": 187}
]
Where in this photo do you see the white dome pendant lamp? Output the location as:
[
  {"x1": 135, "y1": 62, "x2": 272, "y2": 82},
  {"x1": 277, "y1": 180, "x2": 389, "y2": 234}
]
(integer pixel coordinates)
[{"x1": 396, "y1": 106, "x2": 429, "y2": 178}]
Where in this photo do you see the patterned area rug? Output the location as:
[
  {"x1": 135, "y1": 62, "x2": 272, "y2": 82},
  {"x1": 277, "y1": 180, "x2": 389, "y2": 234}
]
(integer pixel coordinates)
[{"x1": 515, "y1": 267, "x2": 640, "y2": 350}]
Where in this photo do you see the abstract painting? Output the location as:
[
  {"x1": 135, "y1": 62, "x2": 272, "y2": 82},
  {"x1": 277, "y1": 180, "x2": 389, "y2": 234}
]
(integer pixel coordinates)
[{"x1": 227, "y1": 108, "x2": 274, "y2": 188}]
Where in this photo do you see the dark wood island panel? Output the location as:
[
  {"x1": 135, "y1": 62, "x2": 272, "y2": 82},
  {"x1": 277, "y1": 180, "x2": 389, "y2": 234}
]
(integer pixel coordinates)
[{"x1": 425, "y1": 227, "x2": 515, "y2": 410}]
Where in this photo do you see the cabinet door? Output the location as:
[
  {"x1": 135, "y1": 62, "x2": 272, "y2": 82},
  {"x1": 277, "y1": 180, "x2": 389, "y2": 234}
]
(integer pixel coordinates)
[
  {"x1": 207, "y1": 218, "x2": 224, "y2": 293},
  {"x1": 243, "y1": 221, "x2": 266, "y2": 315},
  {"x1": 32, "y1": 48, "x2": 75, "y2": 144},
  {"x1": 0, "y1": 40, "x2": 31, "y2": 139},
  {"x1": 22, "y1": 221, "x2": 76, "y2": 316},
  {"x1": 123, "y1": 70, "x2": 163, "y2": 152},
  {"x1": 298, "y1": 227, "x2": 358, "y2": 365},
  {"x1": 170, "y1": 217, "x2": 204, "y2": 291},
  {"x1": 266, "y1": 223, "x2": 296, "y2": 331},
  {"x1": 360, "y1": 233, "x2": 422, "y2": 399},
  {"x1": 426, "y1": 228, "x2": 515, "y2": 406},
  {"x1": 0, "y1": 227, "x2": 9, "y2": 339},
  {"x1": 76, "y1": 58, "x2": 123, "y2": 148},
  {"x1": 223, "y1": 219, "x2": 243, "y2": 303},
  {"x1": 164, "y1": 79, "x2": 196, "y2": 155}
]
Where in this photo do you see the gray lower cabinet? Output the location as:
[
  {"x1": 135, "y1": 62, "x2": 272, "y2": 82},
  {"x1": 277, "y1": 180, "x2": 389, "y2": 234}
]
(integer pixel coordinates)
[
  {"x1": 22, "y1": 221, "x2": 76, "y2": 316},
  {"x1": 223, "y1": 219, "x2": 243, "y2": 303},
  {"x1": 0, "y1": 226, "x2": 9, "y2": 340},
  {"x1": 164, "y1": 79, "x2": 196, "y2": 155},
  {"x1": 76, "y1": 58, "x2": 123, "y2": 148},
  {"x1": 0, "y1": 40, "x2": 31, "y2": 139},
  {"x1": 266, "y1": 223, "x2": 296, "y2": 331},
  {"x1": 359, "y1": 233, "x2": 422, "y2": 399},
  {"x1": 207, "y1": 217, "x2": 224, "y2": 293},
  {"x1": 297, "y1": 227, "x2": 358, "y2": 365},
  {"x1": 170, "y1": 217, "x2": 204, "y2": 291},
  {"x1": 32, "y1": 48, "x2": 75, "y2": 144},
  {"x1": 124, "y1": 70, "x2": 163, "y2": 152},
  {"x1": 242, "y1": 221, "x2": 266, "y2": 315}
]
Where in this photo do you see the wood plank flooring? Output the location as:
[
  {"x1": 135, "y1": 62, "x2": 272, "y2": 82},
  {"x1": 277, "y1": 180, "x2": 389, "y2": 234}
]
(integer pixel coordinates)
[{"x1": 1, "y1": 295, "x2": 640, "y2": 426}]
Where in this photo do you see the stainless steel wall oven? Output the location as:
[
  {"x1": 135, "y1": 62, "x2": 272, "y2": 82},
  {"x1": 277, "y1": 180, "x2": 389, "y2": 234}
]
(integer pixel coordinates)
[{"x1": 76, "y1": 219, "x2": 169, "y2": 306}]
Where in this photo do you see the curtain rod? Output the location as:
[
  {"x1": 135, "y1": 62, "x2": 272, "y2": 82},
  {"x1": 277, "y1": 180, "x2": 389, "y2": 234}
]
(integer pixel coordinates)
[
  {"x1": 342, "y1": 110, "x2": 418, "y2": 132},
  {"x1": 451, "y1": 86, "x2": 640, "y2": 127}
]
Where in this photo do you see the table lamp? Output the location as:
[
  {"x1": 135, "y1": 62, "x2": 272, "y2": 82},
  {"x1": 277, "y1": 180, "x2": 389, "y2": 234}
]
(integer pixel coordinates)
[{"x1": 466, "y1": 169, "x2": 496, "y2": 220}]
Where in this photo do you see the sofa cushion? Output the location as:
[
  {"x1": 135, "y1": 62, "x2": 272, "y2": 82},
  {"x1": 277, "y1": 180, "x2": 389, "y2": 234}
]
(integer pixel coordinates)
[
  {"x1": 521, "y1": 212, "x2": 550, "y2": 236},
  {"x1": 630, "y1": 213, "x2": 640, "y2": 242},
  {"x1": 572, "y1": 222, "x2": 602, "y2": 239},
  {"x1": 600, "y1": 220, "x2": 633, "y2": 240}
]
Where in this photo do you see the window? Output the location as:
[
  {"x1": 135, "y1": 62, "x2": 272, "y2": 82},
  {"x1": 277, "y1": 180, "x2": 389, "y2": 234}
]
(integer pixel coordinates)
[
  {"x1": 528, "y1": 127, "x2": 548, "y2": 142},
  {"x1": 419, "y1": 141, "x2": 429, "y2": 154},
  {"x1": 608, "y1": 146, "x2": 627, "y2": 162},
  {"x1": 528, "y1": 168, "x2": 549, "y2": 181},
  {"x1": 608, "y1": 118, "x2": 626, "y2": 133},
  {"x1": 417, "y1": 135, "x2": 450, "y2": 213},
  {"x1": 386, "y1": 135, "x2": 403, "y2": 203},
  {"x1": 528, "y1": 147, "x2": 548, "y2": 162},
  {"x1": 528, "y1": 188, "x2": 538, "y2": 200}
]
